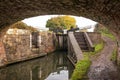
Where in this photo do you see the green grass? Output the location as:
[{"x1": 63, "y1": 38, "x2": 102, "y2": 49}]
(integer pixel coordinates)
[
  {"x1": 111, "y1": 48, "x2": 117, "y2": 62},
  {"x1": 99, "y1": 27, "x2": 116, "y2": 40},
  {"x1": 71, "y1": 41, "x2": 104, "y2": 80},
  {"x1": 101, "y1": 32, "x2": 116, "y2": 41},
  {"x1": 71, "y1": 57, "x2": 91, "y2": 80},
  {"x1": 94, "y1": 41, "x2": 104, "y2": 53},
  {"x1": 84, "y1": 41, "x2": 104, "y2": 57}
]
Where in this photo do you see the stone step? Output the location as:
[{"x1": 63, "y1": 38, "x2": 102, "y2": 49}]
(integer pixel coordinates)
[
  {"x1": 79, "y1": 44, "x2": 87, "y2": 47},
  {"x1": 74, "y1": 32, "x2": 89, "y2": 51},
  {"x1": 81, "y1": 47, "x2": 89, "y2": 50},
  {"x1": 75, "y1": 37, "x2": 85, "y2": 39},
  {"x1": 77, "y1": 38, "x2": 86, "y2": 41}
]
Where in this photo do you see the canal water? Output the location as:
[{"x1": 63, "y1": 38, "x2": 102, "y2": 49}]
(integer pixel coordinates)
[{"x1": 0, "y1": 52, "x2": 74, "y2": 80}]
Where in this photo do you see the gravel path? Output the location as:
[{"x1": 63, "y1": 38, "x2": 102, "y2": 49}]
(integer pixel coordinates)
[{"x1": 88, "y1": 36, "x2": 120, "y2": 80}]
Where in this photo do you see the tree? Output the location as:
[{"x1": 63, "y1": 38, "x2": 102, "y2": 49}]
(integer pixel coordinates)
[
  {"x1": 10, "y1": 21, "x2": 38, "y2": 32},
  {"x1": 46, "y1": 15, "x2": 76, "y2": 32}
]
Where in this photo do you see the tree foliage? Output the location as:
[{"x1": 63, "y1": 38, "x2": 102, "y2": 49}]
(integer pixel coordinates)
[
  {"x1": 10, "y1": 21, "x2": 38, "y2": 32},
  {"x1": 46, "y1": 15, "x2": 76, "y2": 30}
]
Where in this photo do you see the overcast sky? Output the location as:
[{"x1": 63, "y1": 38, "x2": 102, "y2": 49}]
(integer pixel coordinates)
[
  {"x1": 23, "y1": 15, "x2": 97, "y2": 31},
  {"x1": 22, "y1": 15, "x2": 97, "y2": 31}
]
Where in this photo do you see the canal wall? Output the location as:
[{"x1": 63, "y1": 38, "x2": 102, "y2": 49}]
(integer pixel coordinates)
[
  {"x1": 0, "y1": 39, "x2": 7, "y2": 67},
  {"x1": 39, "y1": 31, "x2": 55, "y2": 53},
  {"x1": 0, "y1": 30, "x2": 101, "y2": 67},
  {"x1": 0, "y1": 30, "x2": 55, "y2": 67},
  {"x1": 3, "y1": 34, "x2": 32, "y2": 62}
]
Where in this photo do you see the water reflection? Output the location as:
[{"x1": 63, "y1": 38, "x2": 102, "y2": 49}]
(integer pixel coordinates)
[
  {"x1": 45, "y1": 70, "x2": 68, "y2": 80},
  {"x1": 0, "y1": 52, "x2": 74, "y2": 80}
]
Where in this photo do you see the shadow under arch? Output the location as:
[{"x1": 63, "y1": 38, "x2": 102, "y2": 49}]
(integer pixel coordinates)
[{"x1": 0, "y1": 0, "x2": 119, "y2": 38}]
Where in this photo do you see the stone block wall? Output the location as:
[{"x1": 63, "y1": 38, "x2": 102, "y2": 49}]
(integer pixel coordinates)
[
  {"x1": 87, "y1": 32, "x2": 102, "y2": 45},
  {"x1": 39, "y1": 31, "x2": 55, "y2": 53},
  {"x1": 2, "y1": 31, "x2": 55, "y2": 64},
  {"x1": 0, "y1": 39, "x2": 7, "y2": 66},
  {"x1": 3, "y1": 34, "x2": 32, "y2": 62}
]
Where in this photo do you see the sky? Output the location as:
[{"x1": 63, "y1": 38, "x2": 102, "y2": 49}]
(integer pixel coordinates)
[{"x1": 22, "y1": 15, "x2": 97, "y2": 32}]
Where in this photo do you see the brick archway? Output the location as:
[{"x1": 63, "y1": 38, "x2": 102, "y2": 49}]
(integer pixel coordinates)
[{"x1": 0, "y1": 0, "x2": 120, "y2": 37}]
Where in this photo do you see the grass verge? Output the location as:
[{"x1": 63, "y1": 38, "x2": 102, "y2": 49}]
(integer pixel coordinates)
[
  {"x1": 98, "y1": 27, "x2": 116, "y2": 41},
  {"x1": 71, "y1": 57, "x2": 91, "y2": 80},
  {"x1": 84, "y1": 41, "x2": 104, "y2": 57},
  {"x1": 71, "y1": 41, "x2": 104, "y2": 80},
  {"x1": 111, "y1": 48, "x2": 117, "y2": 63}
]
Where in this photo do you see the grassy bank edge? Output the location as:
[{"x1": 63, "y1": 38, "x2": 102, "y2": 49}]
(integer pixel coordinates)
[
  {"x1": 71, "y1": 41, "x2": 104, "y2": 80},
  {"x1": 110, "y1": 48, "x2": 117, "y2": 63}
]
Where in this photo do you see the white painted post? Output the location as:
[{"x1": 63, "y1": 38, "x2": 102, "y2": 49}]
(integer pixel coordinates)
[
  {"x1": 38, "y1": 35, "x2": 41, "y2": 47},
  {"x1": 30, "y1": 34, "x2": 32, "y2": 48}
]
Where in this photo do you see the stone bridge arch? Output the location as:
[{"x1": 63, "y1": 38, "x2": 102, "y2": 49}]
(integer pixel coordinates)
[{"x1": 0, "y1": 0, "x2": 120, "y2": 37}]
